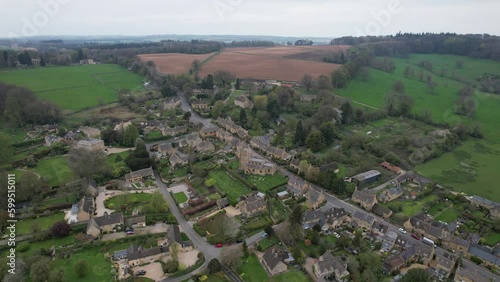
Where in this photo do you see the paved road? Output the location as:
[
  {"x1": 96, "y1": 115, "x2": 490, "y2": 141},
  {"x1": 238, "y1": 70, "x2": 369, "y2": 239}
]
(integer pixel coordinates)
[
  {"x1": 155, "y1": 172, "x2": 222, "y2": 282},
  {"x1": 245, "y1": 230, "x2": 265, "y2": 246},
  {"x1": 177, "y1": 92, "x2": 212, "y2": 127}
]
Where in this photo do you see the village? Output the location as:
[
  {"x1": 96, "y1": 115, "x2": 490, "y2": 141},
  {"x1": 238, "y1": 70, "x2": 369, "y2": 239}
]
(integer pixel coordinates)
[{"x1": 1, "y1": 76, "x2": 500, "y2": 282}]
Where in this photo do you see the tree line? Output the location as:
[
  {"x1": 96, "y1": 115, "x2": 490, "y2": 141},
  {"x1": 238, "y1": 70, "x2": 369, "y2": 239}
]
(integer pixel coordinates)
[{"x1": 331, "y1": 32, "x2": 500, "y2": 61}]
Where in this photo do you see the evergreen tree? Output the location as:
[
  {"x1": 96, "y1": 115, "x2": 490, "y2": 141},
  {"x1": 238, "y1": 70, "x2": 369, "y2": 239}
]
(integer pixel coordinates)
[
  {"x1": 239, "y1": 109, "x2": 247, "y2": 125},
  {"x1": 294, "y1": 120, "x2": 305, "y2": 145},
  {"x1": 235, "y1": 78, "x2": 241, "y2": 90},
  {"x1": 340, "y1": 102, "x2": 353, "y2": 124},
  {"x1": 306, "y1": 130, "x2": 326, "y2": 152}
]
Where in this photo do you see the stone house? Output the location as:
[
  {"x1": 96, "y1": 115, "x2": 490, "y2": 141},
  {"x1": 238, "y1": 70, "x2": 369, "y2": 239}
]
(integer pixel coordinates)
[
  {"x1": 351, "y1": 189, "x2": 377, "y2": 211},
  {"x1": 237, "y1": 194, "x2": 266, "y2": 217},
  {"x1": 260, "y1": 247, "x2": 288, "y2": 276},
  {"x1": 76, "y1": 138, "x2": 105, "y2": 151},
  {"x1": 314, "y1": 251, "x2": 349, "y2": 281},
  {"x1": 286, "y1": 176, "x2": 309, "y2": 196},
  {"x1": 378, "y1": 187, "x2": 404, "y2": 203},
  {"x1": 234, "y1": 95, "x2": 254, "y2": 109},
  {"x1": 124, "y1": 167, "x2": 155, "y2": 184},
  {"x1": 191, "y1": 100, "x2": 209, "y2": 111},
  {"x1": 86, "y1": 212, "x2": 124, "y2": 238},
  {"x1": 306, "y1": 189, "x2": 325, "y2": 210}
]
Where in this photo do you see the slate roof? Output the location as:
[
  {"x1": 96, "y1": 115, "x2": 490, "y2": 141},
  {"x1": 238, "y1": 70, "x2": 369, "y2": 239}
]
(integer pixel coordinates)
[
  {"x1": 352, "y1": 170, "x2": 381, "y2": 182},
  {"x1": 125, "y1": 167, "x2": 154, "y2": 181},
  {"x1": 92, "y1": 212, "x2": 123, "y2": 227},
  {"x1": 352, "y1": 190, "x2": 377, "y2": 206},
  {"x1": 262, "y1": 247, "x2": 285, "y2": 271},
  {"x1": 124, "y1": 215, "x2": 146, "y2": 226},
  {"x1": 316, "y1": 251, "x2": 347, "y2": 277},
  {"x1": 372, "y1": 204, "x2": 393, "y2": 217},
  {"x1": 468, "y1": 245, "x2": 500, "y2": 266}
]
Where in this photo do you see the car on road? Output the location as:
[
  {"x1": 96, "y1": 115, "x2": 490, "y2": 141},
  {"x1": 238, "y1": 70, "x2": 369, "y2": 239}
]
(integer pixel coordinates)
[
  {"x1": 215, "y1": 243, "x2": 223, "y2": 248},
  {"x1": 136, "y1": 270, "x2": 146, "y2": 276},
  {"x1": 261, "y1": 233, "x2": 268, "y2": 238},
  {"x1": 398, "y1": 228, "x2": 407, "y2": 234},
  {"x1": 236, "y1": 239, "x2": 243, "y2": 243},
  {"x1": 411, "y1": 234, "x2": 420, "y2": 240}
]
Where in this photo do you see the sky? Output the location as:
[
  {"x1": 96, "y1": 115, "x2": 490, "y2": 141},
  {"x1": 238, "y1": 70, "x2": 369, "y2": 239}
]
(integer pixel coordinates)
[{"x1": 1, "y1": 0, "x2": 500, "y2": 38}]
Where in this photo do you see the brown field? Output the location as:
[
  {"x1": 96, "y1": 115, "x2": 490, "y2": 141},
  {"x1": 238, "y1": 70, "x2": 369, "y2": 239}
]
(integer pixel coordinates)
[
  {"x1": 140, "y1": 45, "x2": 351, "y2": 82},
  {"x1": 138, "y1": 52, "x2": 216, "y2": 74}
]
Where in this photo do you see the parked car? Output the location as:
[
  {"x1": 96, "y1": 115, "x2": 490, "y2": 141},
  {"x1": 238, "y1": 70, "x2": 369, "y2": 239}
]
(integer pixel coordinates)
[
  {"x1": 136, "y1": 270, "x2": 146, "y2": 276},
  {"x1": 261, "y1": 233, "x2": 268, "y2": 238},
  {"x1": 215, "y1": 243, "x2": 223, "y2": 248},
  {"x1": 398, "y1": 228, "x2": 407, "y2": 234},
  {"x1": 411, "y1": 234, "x2": 420, "y2": 240}
]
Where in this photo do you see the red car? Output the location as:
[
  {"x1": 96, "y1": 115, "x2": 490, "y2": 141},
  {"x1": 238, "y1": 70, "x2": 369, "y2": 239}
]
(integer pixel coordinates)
[
  {"x1": 215, "y1": 243, "x2": 223, "y2": 248},
  {"x1": 411, "y1": 234, "x2": 420, "y2": 240}
]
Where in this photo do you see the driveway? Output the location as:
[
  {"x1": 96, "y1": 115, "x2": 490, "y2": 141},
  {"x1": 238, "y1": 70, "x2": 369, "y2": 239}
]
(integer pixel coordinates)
[
  {"x1": 95, "y1": 189, "x2": 123, "y2": 216},
  {"x1": 101, "y1": 223, "x2": 170, "y2": 241},
  {"x1": 178, "y1": 249, "x2": 200, "y2": 269},
  {"x1": 132, "y1": 262, "x2": 164, "y2": 282}
]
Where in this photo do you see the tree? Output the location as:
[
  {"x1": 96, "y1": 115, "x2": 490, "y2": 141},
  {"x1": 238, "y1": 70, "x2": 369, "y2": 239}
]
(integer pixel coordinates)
[
  {"x1": 201, "y1": 74, "x2": 214, "y2": 89},
  {"x1": 208, "y1": 259, "x2": 221, "y2": 274},
  {"x1": 48, "y1": 268, "x2": 65, "y2": 282},
  {"x1": 319, "y1": 122, "x2": 336, "y2": 145},
  {"x1": 362, "y1": 269, "x2": 377, "y2": 282},
  {"x1": 221, "y1": 246, "x2": 242, "y2": 269},
  {"x1": 242, "y1": 240, "x2": 249, "y2": 258},
  {"x1": 235, "y1": 78, "x2": 241, "y2": 90},
  {"x1": 358, "y1": 252, "x2": 382, "y2": 274},
  {"x1": 340, "y1": 102, "x2": 353, "y2": 124},
  {"x1": 122, "y1": 124, "x2": 139, "y2": 146},
  {"x1": 30, "y1": 259, "x2": 51, "y2": 282},
  {"x1": 253, "y1": 95, "x2": 268, "y2": 111},
  {"x1": 392, "y1": 80, "x2": 405, "y2": 94},
  {"x1": 315, "y1": 74, "x2": 333, "y2": 91},
  {"x1": 456, "y1": 86, "x2": 476, "y2": 118},
  {"x1": 401, "y1": 268, "x2": 431, "y2": 282},
  {"x1": 163, "y1": 260, "x2": 179, "y2": 273},
  {"x1": 331, "y1": 68, "x2": 349, "y2": 88},
  {"x1": 74, "y1": 260, "x2": 89, "y2": 278},
  {"x1": 289, "y1": 205, "x2": 303, "y2": 225},
  {"x1": 294, "y1": 120, "x2": 306, "y2": 146},
  {"x1": 51, "y1": 221, "x2": 71, "y2": 238},
  {"x1": 213, "y1": 70, "x2": 236, "y2": 86},
  {"x1": 0, "y1": 133, "x2": 13, "y2": 162},
  {"x1": 398, "y1": 94, "x2": 414, "y2": 117},
  {"x1": 301, "y1": 74, "x2": 314, "y2": 91},
  {"x1": 211, "y1": 101, "x2": 224, "y2": 118},
  {"x1": 306, "y1": 130, "x2": 325, "y2": 152},
  {"x1": 67, "y1": 147, "x2": 110, "y2": 179}
]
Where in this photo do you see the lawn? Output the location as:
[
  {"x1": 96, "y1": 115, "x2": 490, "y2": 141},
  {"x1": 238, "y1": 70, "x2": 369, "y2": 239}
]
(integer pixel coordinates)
[
  {"x1": 31, "y1": 156, "x2": 74, "y2": 187},
  {"x1": 272, "y1": 270, "x2": 310, "y2": 282},
  {"x1": 434, "y1": 208, "x2": 459, "y2": 223},
  {"x1": 484, "y1": 232, "x2": 500, "y2": 246},
  {"x1": 107, "y1": 151, "x2": 130, "y2": 169},
  {"x1": 17, "y1": 213, "x2": 65, "y2": 235},
  {"x1": 270, "y1": 198, "x2": 288, "y2": 223},
  {"x1": 51, "y1": 247, "x2": 112, "y2": 282},
  {"x1": 0, "y1": 64, "x2": 144, "y2": 110},
  {"x1": 258, "y1": 237, "x2": 278, "y2": 251},
  {"x1": 384, "y1": 194, "x2": 437, "y2": 217},
  {"x1": 105, "y1": 193, "x2": 154, "y2": 215},
  {"x1": 209, "y1": 169, "x2": 252, "y2": 205},
  {"x1": 239, "y1": 254, "x2": 269, "y2": 282},
  {"x1": 246, "y1": 173, "x2": 288, "y2": 192},
  {"x1": 173, "y1": 192, "x2": 188, "y2": 204}
]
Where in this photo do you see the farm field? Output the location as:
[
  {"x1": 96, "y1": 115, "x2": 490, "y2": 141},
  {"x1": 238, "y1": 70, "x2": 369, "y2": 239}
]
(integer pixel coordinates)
[
  {"x1": 0, "y1": 64, "x2": 143, "y2": 110},
  {"x1": 336, "y1": 53, "x2": 500, "y2": 202},
  {"x1": 31, "y1": 156, "x2": 74, "y2": 187},
  {"x1": 142, "y1": 45, "x2": 350, "y2": 82},
  {"x1": 138, "y1": 52, "x2": 216, "y2": 74},
  {"x1": 16, "y1": 212, "x2": 65, "y2": 235},
  {"x1": 209, "y1": 169, "x2": 252, "y2": 205}
]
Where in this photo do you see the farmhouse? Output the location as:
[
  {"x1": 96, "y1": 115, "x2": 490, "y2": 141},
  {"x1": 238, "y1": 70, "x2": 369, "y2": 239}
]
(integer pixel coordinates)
[
  {"x1": 306, "y1": 189, "x2": 325, "y2": 210},
  {"x1": 286, "y1": 176, "x2": 309, "y2": 196},
  {"x1": 191, "y1": 100, "x2": 209, "y2": 111},
  {"x1": 237, "y1": 194, "x2": 266, "y2": 217},
  {"x1": 352, "y1": 170, "x2": 381, "y2": 188},
  {"x1": 234, "y1": 95, "x2": 254, "y2": 109},
  {"x1": 260, "y1": 247, "x2": 288, "y2": 276},
  {"x1": 76, "y1": 138, "x2": 105, "y2": 151},
  {"x1": 314, "y1": 251, "x2": 349, "y2": 281},
  {"x1": 239, "y1": 148, "x2": 276, "y2": 175},
  {"x1": 86, "y1": 212, "x2": 124, "y2": 238},
  {"x1": 351, "y1": 189, "x2": 377, "y2": 211},
  {"x1": 125, "y1": 167, "x2": 155, "y2": 184}
]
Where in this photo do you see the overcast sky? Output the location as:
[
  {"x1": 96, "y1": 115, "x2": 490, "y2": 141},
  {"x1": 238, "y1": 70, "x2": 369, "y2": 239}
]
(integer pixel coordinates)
[{"x1": 2, "y1": 0, "x2": 499, "y2": 38}]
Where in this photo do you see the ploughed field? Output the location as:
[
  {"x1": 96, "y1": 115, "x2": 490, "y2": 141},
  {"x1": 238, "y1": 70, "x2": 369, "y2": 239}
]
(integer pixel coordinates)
[{"x1": 139, "y1": 45, "x2": 350, "y2": 81}]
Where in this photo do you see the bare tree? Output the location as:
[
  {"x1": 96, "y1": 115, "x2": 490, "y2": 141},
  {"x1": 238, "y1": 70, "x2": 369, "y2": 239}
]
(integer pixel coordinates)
[
  {"x1": 301, "y1": 74, "x2": 314, "y2": 91},
  {"x1": 221, "y1": 246, "x2": 243, "y2": 269},
  {"x1": 67, "y1": 148, "x2": 110, "y2": 178}
]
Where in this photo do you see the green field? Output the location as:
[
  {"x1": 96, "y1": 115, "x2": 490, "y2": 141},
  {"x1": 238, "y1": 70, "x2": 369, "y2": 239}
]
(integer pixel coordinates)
[
  {"x1": 383, "y1": 194, "x2": 437, "y2": 217},
  {"x1": 246, "y1": 173, "x2": 288, "y2": 192},
  {"x1": 51, "y1": 248, "x2": 112, "y2": 281},
  {"x1": 239, "y1": 255, "x2": 308, "y2": 282},
  {"x1": 484, "y1": 232, "x2": 500, "y2": 246},
  {"x1": 31, "y1": 156, "x2": 74, "y2": 187},
  {"x1": 433, "y1": 208, "x2": 459, "y2": 223},
  {"x1": 0, "y1": 64, "x2": 144, "y2": 110},
  {"x1": 209, "y1": 170, "x2": 252, "y2": 205},
  {"x1": 173, "y1": 192, "x2": 188, "y2": 204},
  {"x1": 337, "y1": 53, "x2": 500, "y2": 202},
  {"x1": 16, "y1": 213, "x2": 65, "y2": 235}
]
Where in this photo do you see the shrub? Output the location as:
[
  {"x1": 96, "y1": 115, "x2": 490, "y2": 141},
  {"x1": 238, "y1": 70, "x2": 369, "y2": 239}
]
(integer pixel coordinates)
[
  {"x1": 18, "y1": 242, "x2": 30, "y2": 252},
  {"x1": 51, "y1": 221, "x2": 71, "y2": 238},
  {"x1": 74, "y1": 260, "x2": 89, "y2": 277},
  {"x1": 163, "y1": 260, "x2": 179, "y2": 273}
]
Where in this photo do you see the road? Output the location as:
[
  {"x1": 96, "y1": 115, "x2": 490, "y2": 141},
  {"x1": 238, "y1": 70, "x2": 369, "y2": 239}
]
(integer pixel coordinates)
[{"x1": 156, "y1": 172, "x2": 222, "y2": 282}]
